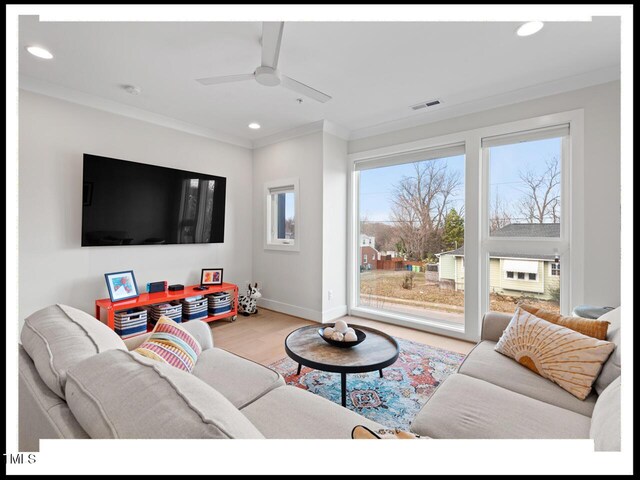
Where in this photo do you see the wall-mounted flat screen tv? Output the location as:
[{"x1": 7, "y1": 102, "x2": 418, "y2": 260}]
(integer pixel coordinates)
[{"x1": 82, "y1": 154, "x2": 226, "y2": 246}]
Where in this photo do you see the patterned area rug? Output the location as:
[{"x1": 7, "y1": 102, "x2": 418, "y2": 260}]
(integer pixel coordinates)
[{"x1": 268, "y1": 337, "x2": 466, "y2": 431}]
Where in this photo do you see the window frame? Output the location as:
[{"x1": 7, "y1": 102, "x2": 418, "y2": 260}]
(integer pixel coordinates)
[
  {"x1": 550, "y1": 262, "x2": 561, "y2": 276},
  {"x1": 264, "y1": 178, "x2": 299, "y2": 252},
  {"x1": 347, "y1": 109, "x2": 584, "y2": 342}
]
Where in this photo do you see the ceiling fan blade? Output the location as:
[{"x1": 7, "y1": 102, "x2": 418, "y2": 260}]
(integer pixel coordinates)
[
  {"x1": 196, "y1": 73, "x2": 254, "y2": 86},
  {"x1": 281, "y1": 76, "x2": 332, "y2": 103},
  {"x1": 261, "y1": 22, "x2": 284, "y2": 69}
]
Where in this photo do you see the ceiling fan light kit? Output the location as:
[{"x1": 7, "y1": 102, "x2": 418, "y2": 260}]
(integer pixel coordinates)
[
  {"x1": 254, "y1": 66, "x2": 281, "y2": 87},
  {"x1": 196, "y1": 22, "x2": 332, "y2": 103}
]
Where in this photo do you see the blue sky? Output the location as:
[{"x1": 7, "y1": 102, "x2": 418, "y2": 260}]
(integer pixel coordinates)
[{"x1": 359, "y1": 137, "x2": 562, "y2": 223}]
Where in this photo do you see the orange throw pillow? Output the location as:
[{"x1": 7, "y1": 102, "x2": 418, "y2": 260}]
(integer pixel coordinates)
[{"x1": 519, "y1": 303, "x2": 609, "y2": 340}]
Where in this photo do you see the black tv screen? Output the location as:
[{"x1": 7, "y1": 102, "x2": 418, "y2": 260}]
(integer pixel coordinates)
[{"x1": 82, "y1": 154, "x2": 226, "y2": 246}]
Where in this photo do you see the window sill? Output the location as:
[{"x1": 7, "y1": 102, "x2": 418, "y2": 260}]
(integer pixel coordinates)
[{"x1": 264, "y1": 242, "x2": 299, "y2": 252}]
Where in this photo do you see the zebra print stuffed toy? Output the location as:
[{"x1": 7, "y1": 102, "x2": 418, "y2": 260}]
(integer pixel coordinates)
[{"x1": 238, "y1": 282, "x2": 262, "y2": 316}]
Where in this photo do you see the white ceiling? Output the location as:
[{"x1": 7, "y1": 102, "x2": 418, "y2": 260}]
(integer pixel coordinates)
[{"x1": 19, "y1": 17, "x2": 620, "y2": 146}]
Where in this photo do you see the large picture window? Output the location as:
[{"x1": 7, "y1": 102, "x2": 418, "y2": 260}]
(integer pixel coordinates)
[
  {"x1": 484, "y1": 125, "x2": 569, "y2": 315},
  {"x1": 349, "y1": 110, "x2": 580, "y2": 341},
  {"x1": 354, "y1": 144, "x2": 465, "y2": 326}
]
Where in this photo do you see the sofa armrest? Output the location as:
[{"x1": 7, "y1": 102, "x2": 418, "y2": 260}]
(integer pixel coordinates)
[
  {"x1": 124, "y1": 321, "x2": 214, "y2": 351},
  {"x1": 480, "y1": 311, "x2": 513, "y2": 342},
  {"x1": 180, "y1": 320, "x2": 214, "y2": 351}
]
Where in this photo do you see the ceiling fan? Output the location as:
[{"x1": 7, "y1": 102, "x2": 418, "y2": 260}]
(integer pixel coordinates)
[{"x1": 196, "y1": 22, "x2": 332, "y2": 103}]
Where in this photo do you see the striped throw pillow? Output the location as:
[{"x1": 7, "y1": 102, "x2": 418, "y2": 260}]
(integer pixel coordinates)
[{"x1": 135, "y1": 316, "x2": 202, "y2": 373}]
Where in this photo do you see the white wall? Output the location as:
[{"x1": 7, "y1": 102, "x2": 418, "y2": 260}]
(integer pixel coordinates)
[
  {"x1": 349, "y1": 81, "x2": 621, "y2": 308},
  {"x1": 19, "y1": 91, "x2": 253, "y2": 323},
  {"x1": 322, "y1": 133, "x2": 348, "y2": 321},
  {"x1": 252, "y1": 131, "x2": 324, "y2": 320}
]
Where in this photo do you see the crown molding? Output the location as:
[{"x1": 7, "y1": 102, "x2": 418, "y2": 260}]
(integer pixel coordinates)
[
  {"x1": 252, "y1": 119, "x2": 351, "y2": 149},
  {"x1": 348, "y1": 65, "x2": 620, "y2": 141},
  {"x1": 19, "y1": 75, "x2": 253, "y2": 149},
  {"x1": 323, "y1": 120, "x2": 351, "y2": 141},
  {"x1": 251, "y1": 120, "x2": 325, "y2": 149}
]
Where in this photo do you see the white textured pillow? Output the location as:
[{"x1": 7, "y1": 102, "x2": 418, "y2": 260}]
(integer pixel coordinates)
[
  {"x1": 594, "y1": 307, "x2": 621, "y2": 395},
  {"x1": 65, "y1": 349, "x2": 264, "y2": 439},
  {"x1": 20, "y1": 304, "x2": 126, "y2": 398},
  {"x1": 495, "y1": 308, "x2": 615, "y2": 400}
]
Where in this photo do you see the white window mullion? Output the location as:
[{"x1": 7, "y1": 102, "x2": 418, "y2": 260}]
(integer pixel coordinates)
[{"x1": 465, "y1": 132, "x2": 482, "y2": 341}]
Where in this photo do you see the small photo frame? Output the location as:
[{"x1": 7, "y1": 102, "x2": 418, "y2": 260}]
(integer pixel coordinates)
[
  {"x1": 201, "y1": 268, "x2": 223, "y2": 286},
  {"x1": 104, "y1": 270, "x2": 139, "y2": 302}
]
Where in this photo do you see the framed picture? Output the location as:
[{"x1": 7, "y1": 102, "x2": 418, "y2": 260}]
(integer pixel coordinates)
[
  {"x1": 201, "y1": 268, "x2": 223, "y2": 286},
  {"x1": 104, "y1": 270, "x2": 139, "y2": 302}
]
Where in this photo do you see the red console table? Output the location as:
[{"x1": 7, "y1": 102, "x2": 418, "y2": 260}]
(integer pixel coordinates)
[{"x1": 95, "y1": 282, "x2": 239, "y2": 331}]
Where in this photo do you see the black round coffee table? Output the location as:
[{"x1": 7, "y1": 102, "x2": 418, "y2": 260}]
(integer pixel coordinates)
[{"x1": 284, "y1": 323, "x2": 399, "y2": 407}]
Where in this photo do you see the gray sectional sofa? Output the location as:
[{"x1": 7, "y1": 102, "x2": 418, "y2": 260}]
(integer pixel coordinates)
[
  {"x1": 19, "y1": 304, "x2": 621, "y2": 450},
  {"x1": 410, "y1": 307, "x2": 622, "y2": 451},
  {"x1": 18, "y1": 304, "x2": 383, "y2": 450}
]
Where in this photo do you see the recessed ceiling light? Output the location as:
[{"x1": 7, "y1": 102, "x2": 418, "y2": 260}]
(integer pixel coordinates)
[
  {"x1": 516, "y1": 21, "x2": 544, "y2": 37},
  {"x1": 248, "y1": 123, "x2": 261, "y2": 130},
  {"x1": 25, "y1": 45, "x2": 53, "y2": 59}
]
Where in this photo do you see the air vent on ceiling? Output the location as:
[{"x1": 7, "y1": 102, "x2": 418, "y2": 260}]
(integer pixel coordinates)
[{"x1": 410, "y1": 99, "x2": 441, "y2": 110}]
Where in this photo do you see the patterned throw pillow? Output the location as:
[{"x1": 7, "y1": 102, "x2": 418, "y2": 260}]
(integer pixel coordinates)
[
  {"x1": 134, "y1": 316, "x2": 202, "y2": 373},
  {"x1": 495, "y1": 308, "x2": 615, "y2": 400},
  {"x1": 351, "y1": 425, "x2": 421, "y2": 439},
  {"x1": 519, "y1": 303, "x2": 609, "y2": 340}
]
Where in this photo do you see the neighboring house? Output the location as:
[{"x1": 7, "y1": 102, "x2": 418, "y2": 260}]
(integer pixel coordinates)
[
  {"x1": 360, "y1": 246, "x2": 379, "y2": 270},
  {"x1": 436, "y1": 223, "x2": 561, "y2": 300},
  {"x1": 360, "y1": 234, "x2": 379, "y2": 270},
  {"x1": 360, "y1": 234, "x2": 375, "y2": 248}
]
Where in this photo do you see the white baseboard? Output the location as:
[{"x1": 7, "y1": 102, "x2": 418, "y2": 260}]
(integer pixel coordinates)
[
  {"x1": 321, "y1": 305, "x2": 348, "y2": 323},
  {"x1": 257, "y1": 298, "x2": 322, "y2": 322}
]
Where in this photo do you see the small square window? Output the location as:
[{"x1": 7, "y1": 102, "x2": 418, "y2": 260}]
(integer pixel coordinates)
[
  {"x1": 265, "y1": 179, "x2": 299, "y2": 251},
  {"x1": 506, "y1": 271, "x2": 514, "y2": 279},
  {"x1": 517, "y1": 272, "x2": 525, "y2": 280},
  {"x1": 528, "y1": 273, "x2": 537, "y2": 281}
]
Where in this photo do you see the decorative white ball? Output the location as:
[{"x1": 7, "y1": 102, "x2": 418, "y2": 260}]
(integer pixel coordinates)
[
  {"x1": 331, "y1": 331, "x2": 344, "y2": 342},
  {"x1": 323, "y1": 327, "x2": 335, "y2": 338},
  {"x1": 334, "y1": 320, "x2": 349, "y2": 334},
  {"x1": 344, "y1": 331, "x2": 358, "y2": 342},
  {"x1": 345, "y1": 327, "x2": 356, "y2": 335}
]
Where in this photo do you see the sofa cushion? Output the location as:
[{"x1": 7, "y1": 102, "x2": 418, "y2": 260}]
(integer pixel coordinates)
[
  {"x1": 240, "y1": 385, "x2": 383, "y2": 439},
  {"x1": 520, "y1": 303, "x2": 609, "y2": 339},
  {"x1": 590, "y1": 376, "x2": 621, "y2": 451},
  {"x1": 134, "y1": 316, "x2": 202, "y2": 373},
  {"x1": 495, "y1": 308, "x2": 615, "y2": 400},
  {"x1": 192, "y1": 348, "x2": 284, "y2": 408},
  {"x1": 65, "y1": 349, "x2": 264, "y2": 439},
  {"x1": 20, "y1": 304, "x2": 127, "y2": 399},
  {"x1": 595, "y1": 307, "x2": 621, "y2": 395},
  {"x1": 459, "y1": 341, "x2": 597, "y2": 417},
  {"x1": 19, "y1": 346, "x2": 89, "y2": 451},
  {"x1": 410, "y1": 374, "x2": 591, "y2": 439}
]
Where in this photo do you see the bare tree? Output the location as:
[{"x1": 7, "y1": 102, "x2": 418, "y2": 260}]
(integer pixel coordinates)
[
  {"x1": 390, "y1": 161, "x2": 461, "y2": 260},
  {"x1": 517, "y1": 158, "x2": 560, "y2": 223},
  {"x1": 489, "y1": 190, "x2": 513, "y2": 233}
]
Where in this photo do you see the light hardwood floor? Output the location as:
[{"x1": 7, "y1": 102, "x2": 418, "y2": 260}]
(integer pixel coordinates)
[{"x1": 210, "y1": 308, "x2": 475, "y2": 366}]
